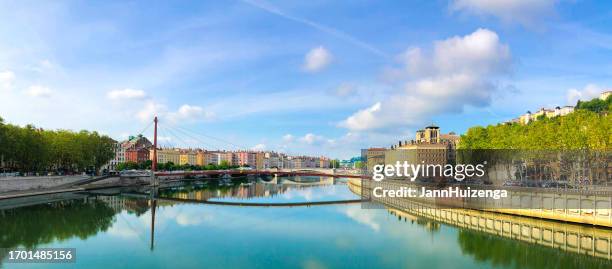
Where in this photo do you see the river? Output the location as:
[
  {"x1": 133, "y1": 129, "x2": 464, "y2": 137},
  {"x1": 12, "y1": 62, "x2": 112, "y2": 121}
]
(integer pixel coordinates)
[{"x1": 0, "y1": 176, "x2": 610, "y2": 268}]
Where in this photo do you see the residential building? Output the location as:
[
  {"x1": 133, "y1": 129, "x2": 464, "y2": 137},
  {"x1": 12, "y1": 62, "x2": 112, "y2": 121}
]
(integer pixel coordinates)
[
  {"x1": 179, "y1": 150, "x2": 197, "y2": 165},
  {"x1": 319, "y1": 157, "x2": 330, "y2": 168},
  {"x1": 123, "y1": 135, "x2": 152, "y2": 163},
  {"x1": 152, "y1": 148, "x2": 181, "y2": 164},
  {"x1": 125, "y1": 147, "x2": 150, "y2": 163},
  {"x1": 365, "y1": 148, "x2": 386, "y2": 172},
  {"x1": 102, "y1": 140, "x2": 121, "y2": 172}
]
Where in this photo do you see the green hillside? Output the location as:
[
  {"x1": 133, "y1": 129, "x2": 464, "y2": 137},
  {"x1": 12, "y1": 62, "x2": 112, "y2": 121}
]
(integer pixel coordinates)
[{"x1": 459, "y1": 97, "x2": 611, "y2": 150}]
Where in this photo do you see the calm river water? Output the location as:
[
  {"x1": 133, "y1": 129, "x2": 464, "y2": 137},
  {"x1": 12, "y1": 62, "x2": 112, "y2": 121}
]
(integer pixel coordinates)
[{"x1": 0, "y1": 176, "x2": 610, "y2": 268}]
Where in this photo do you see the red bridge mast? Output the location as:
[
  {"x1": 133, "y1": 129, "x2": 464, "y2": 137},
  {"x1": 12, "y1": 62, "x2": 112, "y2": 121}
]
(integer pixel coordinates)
[{"x1": 152, "y1": 116, "x2": 158, "y2": 172}]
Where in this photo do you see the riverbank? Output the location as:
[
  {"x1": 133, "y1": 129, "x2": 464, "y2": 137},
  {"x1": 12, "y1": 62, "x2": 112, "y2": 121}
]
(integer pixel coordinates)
[
  {"x1": 0, "y1": 175, "x2": 145, "y2": 200},
  {"x1": 0, "y1": 175, "x2": 90, "y2": 193}
]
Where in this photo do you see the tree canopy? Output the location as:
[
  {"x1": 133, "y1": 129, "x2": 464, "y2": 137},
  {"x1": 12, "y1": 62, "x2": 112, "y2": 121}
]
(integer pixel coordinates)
[
  {"x1": 459, "y1": 108, "x2": 610, "y2": 150},
  {"x1": 0, "y1": 117, "x2": 115, "y2": 174}
]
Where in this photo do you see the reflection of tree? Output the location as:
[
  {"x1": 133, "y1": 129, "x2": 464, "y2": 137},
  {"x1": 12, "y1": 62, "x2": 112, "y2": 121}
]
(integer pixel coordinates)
[
  {"x1": 0, "y1": 200, "x2": 116, "y2": 251},
  {"x1": 457, "y1": 229, "x2": 611, "y2": 269},
  {"x1": 124, "y1": 198, "x2": 151, "y2": 217},
  {"x1": 389, "y1": 210, "x2": 440, "y2": 234}
]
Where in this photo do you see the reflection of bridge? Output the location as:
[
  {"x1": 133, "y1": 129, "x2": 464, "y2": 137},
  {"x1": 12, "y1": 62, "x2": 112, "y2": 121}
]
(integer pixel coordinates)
[
  {"x1": 260, "y1": 176, "x2": 335, "y2": 185},
  {"x1": 124, "y1": 193, "x2": 361, "y2": 207}
]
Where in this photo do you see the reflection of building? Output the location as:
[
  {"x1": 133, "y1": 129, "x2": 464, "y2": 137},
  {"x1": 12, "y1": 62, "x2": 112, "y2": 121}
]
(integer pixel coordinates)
[
  {"x1": 164, "y1": 179, "x2": 333, "y2": 201},
  {"x1": 97, "y1": 195, "x2": 127, "y2": 213}
]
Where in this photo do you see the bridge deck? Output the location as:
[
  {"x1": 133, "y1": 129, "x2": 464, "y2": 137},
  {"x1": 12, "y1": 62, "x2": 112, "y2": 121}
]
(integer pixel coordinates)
[{"x1": 154, "y1": 169, "x2": 366, "y2": 179}]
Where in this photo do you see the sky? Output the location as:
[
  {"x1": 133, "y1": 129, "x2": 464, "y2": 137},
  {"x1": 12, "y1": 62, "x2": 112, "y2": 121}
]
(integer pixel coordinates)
[{"x1": 0, "y1": 0, "x2": 611, "y2": 159}]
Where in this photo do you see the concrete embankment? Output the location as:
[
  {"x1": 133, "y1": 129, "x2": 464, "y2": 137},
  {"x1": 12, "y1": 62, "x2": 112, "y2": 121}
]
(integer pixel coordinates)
[
  {"x1": 0, "y1": 175, "x2": 136, "y2": 199},
  {"x1": 348, "y1": 178, "x2": 612, "y2": 228},
  {"x1": 0, "y1": 175, "x2": 91, "y2": 193}
]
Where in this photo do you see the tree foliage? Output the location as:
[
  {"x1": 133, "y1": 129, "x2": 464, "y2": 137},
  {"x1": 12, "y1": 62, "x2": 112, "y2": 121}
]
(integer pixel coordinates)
[
  {"x1": 576, "y1": 95, "x2": 611, "y2": 113},
  {"x1": 116, "y1": 160, "x2": 240, "y2": 171},
  {"x1": 0, "y1": 117, "x2": 115, "y2": 174},
  {"x1": 459, "y1": 110, "x2": 610, "y2": 150}
]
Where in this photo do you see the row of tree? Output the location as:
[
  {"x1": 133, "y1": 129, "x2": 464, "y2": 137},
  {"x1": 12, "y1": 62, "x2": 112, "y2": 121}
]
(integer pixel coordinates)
[
  {"x1": 457, "y1": 97, "x2": 610, "y2": 184},
  {"x1": 459, "y1": 110, "x2": 610, "y2": 150},
  {"x1": 575, "y1": 94, "x2": 612, "y2": 113},
  {"x1": 116, "y1": 160, "x2": 241, "y2": 171},
  {"x1": 0, "y1": 116, "x2": 116, "y2": 174}
]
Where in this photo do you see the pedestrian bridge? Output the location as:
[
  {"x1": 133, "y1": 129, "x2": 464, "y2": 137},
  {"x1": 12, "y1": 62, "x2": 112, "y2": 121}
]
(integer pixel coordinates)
[{"x1": 152, "y1": 168, "x2": 365, "y2": 180}]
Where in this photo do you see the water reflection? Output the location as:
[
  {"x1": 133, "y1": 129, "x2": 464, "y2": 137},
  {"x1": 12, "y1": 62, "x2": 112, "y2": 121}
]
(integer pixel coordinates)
[
  {"x1": 0, "y1": 177, "x2": 610, "y2": 268},
  {"x1": 157, "y1": 176, "x2": 356, "y2": 204},
  {"x1": 458, "y1": 230, "x2": 610, "y2": 269},
  {"x1": 0, "y1": 199, "x2": 115, "y2": 264}
]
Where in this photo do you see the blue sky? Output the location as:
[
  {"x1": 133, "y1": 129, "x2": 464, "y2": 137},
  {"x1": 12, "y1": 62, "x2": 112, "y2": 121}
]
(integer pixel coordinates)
[{"x1": 0, "y1": 0, "x2": 611, "y2": 158}]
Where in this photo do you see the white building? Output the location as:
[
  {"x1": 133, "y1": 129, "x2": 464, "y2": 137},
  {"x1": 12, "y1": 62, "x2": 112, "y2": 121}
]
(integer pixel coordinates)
[{"x1": 103, "y1": 141, "x2": 124, "y2": 172}]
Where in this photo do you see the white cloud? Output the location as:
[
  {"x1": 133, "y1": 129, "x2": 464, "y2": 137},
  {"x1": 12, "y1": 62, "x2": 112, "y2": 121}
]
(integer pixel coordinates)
[
  {"x1": 168, "y1": 104, "x2": 215, "y2": 122},
  {"x1": 300, "y1": 133, "x2": 323, "y2": 145},
  {"x1": 282, "y1": 134, "x2": 294, "y2": 142},
  {"x1": 340, "y1": 102, "x2": 382, "y2": 131},
  {"x1": 107, "y1": 88, "x2": 147, "y2": 100},
  {"x1": 136, "y1": 100, "x2": 167, "y2": 122},
  {"x1": 566, "y1": 84, "x2": 604, "y2": 105},
  {"x1": 175, "y1": 213, "x2": 213, "y2": 226},
  {"x1": 340, "y1": 28, "x2": 512, "y2": 131},
  {"x1": 450, "y1": 0, "x2": 558, "y2": 27},
  {"x1": 297, "y1": 133, "x2": 336, "y2": 146},
  {"x1": 335, "y1": 83, "x2": 357, "y2": 97},
  {"x1": 342, "y1": 205, "x2": 380, "y2": 232},
  {"x1": 25, "y1": 85, "x2": 52, "y2": 98},
  {"x1": 0, "y1": 71, "x2": 15, "y2": 90},
  {"x1": 303, "y1": 46, "x2": 332, "y2": 72},
  {"x1": 252, "y1": 143, "x2": 266, "y2": 151},
  {"x1": 27, "y1": 59, "x2": 57, "y2": 73},
  {"x1": 136, "y1": 102, "x2": 214, "y2": 124}
]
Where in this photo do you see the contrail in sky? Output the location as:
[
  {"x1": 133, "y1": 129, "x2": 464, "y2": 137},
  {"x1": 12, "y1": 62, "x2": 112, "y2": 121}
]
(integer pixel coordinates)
[{"x1": 241, "y1": 0, "x2": 389, "y2": 58}]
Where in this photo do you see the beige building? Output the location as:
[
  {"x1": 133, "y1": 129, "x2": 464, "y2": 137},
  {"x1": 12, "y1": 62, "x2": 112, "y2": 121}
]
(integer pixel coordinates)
[
  {"x1": 179, "y1": 150, "x2": 197, "y2": 166},
  {"x1": 196, "y1": 150, "x2": 206, "y2": 166},
  {"x1": 384, "y1": 125, "x2": 459, "y2": 179},
  {"x1": 151, "y1": 148, "x2": 181, "y2": 164},
  {"x1": 517, "y1": 105, "x2": 575, "y2": 125},
  {"x1": 601, "y1": 91, "x2": 611, "y2": 100},
  {"x1": 365, "y1": 148, "x2": 386, "y2": 172}
]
